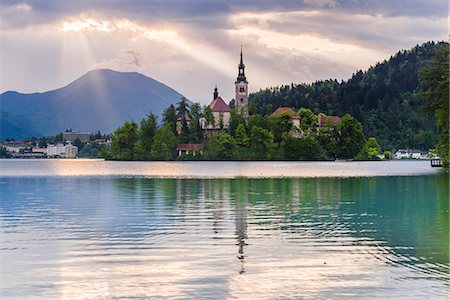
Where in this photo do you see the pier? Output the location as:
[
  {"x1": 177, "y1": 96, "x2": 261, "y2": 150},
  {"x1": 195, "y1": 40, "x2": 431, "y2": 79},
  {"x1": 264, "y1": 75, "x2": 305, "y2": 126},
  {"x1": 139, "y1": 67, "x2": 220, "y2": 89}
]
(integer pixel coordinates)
[{"x1": 431, "y1": 159, "x2": 443, "y2": 167}]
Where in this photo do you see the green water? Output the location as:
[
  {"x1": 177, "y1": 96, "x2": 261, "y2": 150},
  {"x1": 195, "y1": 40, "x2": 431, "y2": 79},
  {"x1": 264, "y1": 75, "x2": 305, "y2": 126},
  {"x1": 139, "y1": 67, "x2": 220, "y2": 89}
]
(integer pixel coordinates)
[{"x1": 0, "y1": 172, "x2": 448, "y2": 299}]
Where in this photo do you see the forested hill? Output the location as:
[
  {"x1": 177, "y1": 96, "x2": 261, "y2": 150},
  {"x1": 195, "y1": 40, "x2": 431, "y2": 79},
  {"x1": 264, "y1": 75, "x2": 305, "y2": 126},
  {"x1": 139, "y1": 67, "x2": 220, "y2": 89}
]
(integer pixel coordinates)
[{"x1": 249, "y1": 41, "x2": 447, "y2": 150}]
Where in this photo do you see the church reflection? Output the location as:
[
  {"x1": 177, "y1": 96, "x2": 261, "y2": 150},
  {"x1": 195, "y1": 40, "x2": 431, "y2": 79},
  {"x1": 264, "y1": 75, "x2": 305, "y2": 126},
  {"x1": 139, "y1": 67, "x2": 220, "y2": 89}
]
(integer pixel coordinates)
[
  {"x1": 110, "y1": 175, "x2": 449, "y2": 277},
  {"x1": 235, "y1": 193, "x2": 248, "y2": 274}
]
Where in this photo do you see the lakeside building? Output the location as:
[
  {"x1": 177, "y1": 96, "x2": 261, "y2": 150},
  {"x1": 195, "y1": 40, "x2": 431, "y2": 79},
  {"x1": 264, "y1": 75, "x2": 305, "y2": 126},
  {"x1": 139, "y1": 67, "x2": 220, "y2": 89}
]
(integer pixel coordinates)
[
  {"x1": 176, "y1": 144, "x2": 204, "y2": 156},
  {"x1": 3, "y1": 140, "x2": 27, "y2": 153},
  {"x1": 47, "y1": 143, "x2": 78, "y2": 158},
  {"x1": 394, "y1": 149, "x2": 429, "y2": 160},
  {"x1": 63, "y1": 130, "x2": 90, "y2": 143}
]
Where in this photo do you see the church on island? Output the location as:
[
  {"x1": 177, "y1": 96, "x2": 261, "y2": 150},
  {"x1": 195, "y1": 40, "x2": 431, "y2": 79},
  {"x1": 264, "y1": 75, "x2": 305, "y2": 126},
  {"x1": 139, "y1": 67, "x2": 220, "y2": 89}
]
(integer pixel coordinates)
[
  {"x1": 176, "y1": 48, "x2": 342, "y2": 157},
  {"x1": 200, "y1": 48, "x2": 249, "y2": 132},
  {"x1": 177, "y1": 49, "x2": 248, "y2": 155}
]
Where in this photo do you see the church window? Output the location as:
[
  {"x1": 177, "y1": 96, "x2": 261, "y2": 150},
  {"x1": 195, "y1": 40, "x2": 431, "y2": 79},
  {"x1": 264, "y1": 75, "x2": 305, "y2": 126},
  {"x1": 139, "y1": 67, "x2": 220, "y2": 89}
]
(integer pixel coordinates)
[{"x1": 240, "y1": 87, "x2": 245, "y2": 93}]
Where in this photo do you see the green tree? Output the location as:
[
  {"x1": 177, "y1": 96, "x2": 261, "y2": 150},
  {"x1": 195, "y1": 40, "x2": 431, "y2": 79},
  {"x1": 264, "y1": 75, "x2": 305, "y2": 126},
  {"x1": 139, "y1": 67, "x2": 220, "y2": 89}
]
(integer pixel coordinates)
[
  {"x1": 189, "y1": 102, "x2": 203, "y2": 143},
  {"x1": 297, "y1": 136, "x2": 326, "y2": 160},
  {"x1": 73, "y1": 137, "x2": 84, "y2": 151},
  {"x1": 280, "y1": 134, "x2": 302, "y2": 160},
  {"x1": 249, "y1": 126, "x2": 275, "y2": 159},
  {"x1": 135, "y1": 113, "x2": 157, "y2": 160},
  {"x1": 420, "y1": 44, "x2": 449, "y2": 166},
  {"x1": 176, "y1": 97, "x2": 190, "y2": 142},
  {"x1": 203, "y1": 105, "x2": 215, "y2": 128},
  {"x1": 337, "y1": 114, "x2": 366, "y2": 159},
  {"x1": 163, "y1": 104, "x2": 177, "y2": 135},
  {"x1": 297, "y1": 108, "x2": 317, "y2": 131},
  {"x1": 270, "y1": 112, "x2": 293, "y2": 143},
  {"x1": 235, "y1": 124, "x2": 249, "y2": 148},
  {"x1": 217, "y1": 132, "x2": 237, "y2": 159},
  {"x1": 228, "y1": 108, "x2": 245, "y2": 135},
  {"x1": 355, "y1": 137, "x2": 381, "y2": 160},
  {"x1": 109, "y1": 121, "x2": 138, "y2": 160},
  {"x1": 151, "y1": 125, "x2": 178, "y2": 160}
]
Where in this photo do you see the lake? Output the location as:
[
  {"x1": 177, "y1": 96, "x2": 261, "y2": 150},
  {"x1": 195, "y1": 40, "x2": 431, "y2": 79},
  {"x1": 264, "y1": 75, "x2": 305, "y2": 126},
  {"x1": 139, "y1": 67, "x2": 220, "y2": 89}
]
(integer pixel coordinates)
[{"x1": 0, "y1": 160, "x2": 448, "y2": 299}]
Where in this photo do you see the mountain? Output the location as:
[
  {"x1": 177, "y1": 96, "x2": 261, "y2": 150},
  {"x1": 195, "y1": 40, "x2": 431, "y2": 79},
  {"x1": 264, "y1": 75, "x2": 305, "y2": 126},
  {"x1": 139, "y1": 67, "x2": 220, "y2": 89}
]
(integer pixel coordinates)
[
  {"x1": 250, "y1": 41, "x2": 447, "y2": 150},
  {"x1": 0, "y1": 69, "x2": 184, "y2": 139}
]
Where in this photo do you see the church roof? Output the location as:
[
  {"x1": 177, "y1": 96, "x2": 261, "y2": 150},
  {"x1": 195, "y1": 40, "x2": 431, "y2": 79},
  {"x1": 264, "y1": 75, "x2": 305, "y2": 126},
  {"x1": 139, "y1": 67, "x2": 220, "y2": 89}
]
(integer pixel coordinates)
[
  {"x1": 272, "y1": 107, "x2": 300, "y2": 119},
  {"x1": 209, "y1": 97, "x2": 231, "y2": 112}
]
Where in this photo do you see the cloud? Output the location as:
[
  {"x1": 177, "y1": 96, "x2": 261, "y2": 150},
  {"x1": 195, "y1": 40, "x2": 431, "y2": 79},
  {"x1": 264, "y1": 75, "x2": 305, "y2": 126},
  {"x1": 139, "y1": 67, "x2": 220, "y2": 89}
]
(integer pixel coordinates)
[
  {"x1": 0, "y1": 1, "x2": 447, "y2": 104},
  {"x1": 91, "y1": 49, "x2": 147, "y2": 71}
]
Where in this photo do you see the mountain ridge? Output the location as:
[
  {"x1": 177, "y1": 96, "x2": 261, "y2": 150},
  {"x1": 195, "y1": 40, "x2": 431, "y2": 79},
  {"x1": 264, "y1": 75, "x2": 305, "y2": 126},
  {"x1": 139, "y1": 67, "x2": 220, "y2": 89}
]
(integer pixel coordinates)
[{"x1": 0, "y1": 69, "x2": 184, "y2": 139}]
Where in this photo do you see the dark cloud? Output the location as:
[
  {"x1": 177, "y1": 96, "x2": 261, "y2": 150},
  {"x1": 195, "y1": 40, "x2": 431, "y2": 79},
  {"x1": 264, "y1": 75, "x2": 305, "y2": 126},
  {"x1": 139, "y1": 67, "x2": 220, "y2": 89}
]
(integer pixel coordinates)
[{"x1": 0, "y1": 0, "x2": 446, "y2": 30}]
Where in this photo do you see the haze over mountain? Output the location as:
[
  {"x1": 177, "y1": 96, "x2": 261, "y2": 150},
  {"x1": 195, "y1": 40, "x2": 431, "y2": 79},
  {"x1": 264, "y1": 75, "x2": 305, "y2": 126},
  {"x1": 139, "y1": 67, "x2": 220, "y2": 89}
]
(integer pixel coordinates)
[{"x1": 0, "y1": 69, "x2": 184, "y2": 139}]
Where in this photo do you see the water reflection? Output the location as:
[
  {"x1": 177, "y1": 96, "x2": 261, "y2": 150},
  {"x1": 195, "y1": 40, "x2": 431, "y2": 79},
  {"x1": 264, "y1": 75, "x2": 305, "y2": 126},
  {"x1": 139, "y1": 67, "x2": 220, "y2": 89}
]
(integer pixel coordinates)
[{"x1": 1, "y1": 174, "x2": 448, "y2": 299}]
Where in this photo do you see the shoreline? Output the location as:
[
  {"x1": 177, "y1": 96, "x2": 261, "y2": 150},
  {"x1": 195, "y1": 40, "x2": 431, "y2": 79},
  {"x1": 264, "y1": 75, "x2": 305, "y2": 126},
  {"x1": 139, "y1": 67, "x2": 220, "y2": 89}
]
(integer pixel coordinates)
[{"x1": 0, "y1": 159, "x2": 445, "y2": 178}]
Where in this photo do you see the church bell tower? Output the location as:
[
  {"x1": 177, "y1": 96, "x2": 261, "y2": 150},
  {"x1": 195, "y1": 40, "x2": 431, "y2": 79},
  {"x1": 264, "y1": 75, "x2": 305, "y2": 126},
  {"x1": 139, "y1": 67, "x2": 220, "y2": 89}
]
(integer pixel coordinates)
[{"x1": 235, "y1": 47, "x2": 248, "y2": 116}]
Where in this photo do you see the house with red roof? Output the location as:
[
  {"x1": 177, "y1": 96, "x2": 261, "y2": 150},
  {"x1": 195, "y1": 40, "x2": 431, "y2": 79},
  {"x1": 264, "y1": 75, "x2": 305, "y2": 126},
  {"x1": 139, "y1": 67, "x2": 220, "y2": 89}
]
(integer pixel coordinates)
[
  {"x1": 271, "y1": 107, "x2": 301, "y2": 129},
  {"x1": 317, "y1": 115, "x2": 341, "y2": 128},
  {"x1": 176, "y1": 144, "x2": 204, "y2": 156}
]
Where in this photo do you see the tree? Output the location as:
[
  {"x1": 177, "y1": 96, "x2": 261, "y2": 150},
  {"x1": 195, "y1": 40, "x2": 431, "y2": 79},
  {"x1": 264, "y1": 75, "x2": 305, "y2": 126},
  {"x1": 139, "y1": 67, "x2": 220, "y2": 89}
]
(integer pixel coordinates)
[
  {"x1": 280, "y1": 134, "x2": 302, "y2": 160},
  {"x1": 355, "y1": 137, "x2": 381, "y2": 160},
  {"x1": 189, "y1": 102, "x2": 203, "y2": 143},
  {"x1": 151, "y1": 125, "x2": 178, "y2": 160},
  {"x1": 176, "y1": 97, "x2": 190, "y2": 142},
  {"x1": 163, "y1": 104, "x2": 177, "y2": 135},
  {"x1": 420, "y1": 44, "x2": 449, "y2": 166},
  {"x1": 73, "y1": 137, "x2": 84, "y2": 151},
  {"x1": 109, "y1": 121, "x2": 138, "y2": 160},
  {"x1": 217, "y1": 132, "x2": 236, "y2": 159},
  {"x1": 337, "y1": 114, "x2": 366, "y2": 159},
  {"x1": 135, "y1": 113, "x2": 157, "y2": 160},
  {"x1": 249, "y1": 125, "x2": 275, "y2": 159},
  {"x1": 270, "y1": 112, "x2": 293, "y2": 143},
  {"x1": 297, "y1": 108, "x2": 317, "y2": 131},
  {"x1": 235, "y1": 124, "x2": 249, "y2": 148},
  {"x1": 203, "y1": 105, "x2": 215, "y2": 128},
  {"x1": 297, "y1": 136, "x2": 326, "y2": 160}
]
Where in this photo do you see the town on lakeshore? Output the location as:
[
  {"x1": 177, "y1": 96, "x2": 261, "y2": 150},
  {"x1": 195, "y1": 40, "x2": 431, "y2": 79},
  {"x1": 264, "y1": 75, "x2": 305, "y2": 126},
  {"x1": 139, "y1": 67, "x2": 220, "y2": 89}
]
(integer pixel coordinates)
[{"x1": 0, "y1": 45, "x2": 447, "y2": 165}]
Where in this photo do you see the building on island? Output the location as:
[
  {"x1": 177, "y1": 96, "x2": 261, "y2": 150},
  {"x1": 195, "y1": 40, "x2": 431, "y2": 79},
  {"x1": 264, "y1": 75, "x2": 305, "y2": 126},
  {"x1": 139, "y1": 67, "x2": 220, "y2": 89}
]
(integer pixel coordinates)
[
  {"x1": 317, "y1": 115, "x2": 341, "y2": 128},
  {"x1": 63, "y1": 130, "x2": 91, "y2": 143},
  {"x1": 176, "y1": 144, "x2": 204, "y2": 156},
  {"x1": 177, "y1": 48, "x2": 249, "y2": 152},
  {"x1": 235, "y1": 47, "x2": 249, "y2": 117},
  {"x1": 199, "y1": 48, "x2": 248, "y2": 133},
  {"x1": 200, "y1": 87, "x2": 231, "y2": 131},
  {"x1": 271, "y1": 107, "x2": 301, "y2": 129}
]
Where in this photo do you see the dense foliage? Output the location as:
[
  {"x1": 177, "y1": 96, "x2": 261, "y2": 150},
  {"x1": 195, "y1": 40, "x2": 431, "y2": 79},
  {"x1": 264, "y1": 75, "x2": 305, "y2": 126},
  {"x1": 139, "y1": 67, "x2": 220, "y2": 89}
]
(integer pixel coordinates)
[
  {"x1": 107, "y1": 99, "x2": 370, "y2": 161},
  {"x1": 419, "y1": 44, "x2": 449, "y2": 166},
  {"x1": 249, "y1": 41, "x2": 447, "y2": 151}
]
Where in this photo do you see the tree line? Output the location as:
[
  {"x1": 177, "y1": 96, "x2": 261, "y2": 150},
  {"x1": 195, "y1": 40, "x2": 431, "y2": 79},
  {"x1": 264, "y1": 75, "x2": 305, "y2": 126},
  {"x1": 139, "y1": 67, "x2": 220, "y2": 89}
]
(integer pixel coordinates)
[{"x1": 249, "y1": 41, "x2": 447, "y2": 152}]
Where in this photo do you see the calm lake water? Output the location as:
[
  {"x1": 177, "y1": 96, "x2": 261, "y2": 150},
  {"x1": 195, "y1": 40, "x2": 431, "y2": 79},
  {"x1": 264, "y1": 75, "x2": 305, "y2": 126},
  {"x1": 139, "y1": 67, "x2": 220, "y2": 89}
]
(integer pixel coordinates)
[{"x1": 0, "y1": 160, "x2": 448, "y2": 299}]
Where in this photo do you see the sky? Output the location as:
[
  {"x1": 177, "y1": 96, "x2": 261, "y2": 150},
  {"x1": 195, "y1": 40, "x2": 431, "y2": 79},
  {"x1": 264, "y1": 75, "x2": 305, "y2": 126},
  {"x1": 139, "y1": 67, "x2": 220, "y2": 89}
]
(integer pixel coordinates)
[{"x1": 0, "y1": 0, "x2": 447, "y2": 104}]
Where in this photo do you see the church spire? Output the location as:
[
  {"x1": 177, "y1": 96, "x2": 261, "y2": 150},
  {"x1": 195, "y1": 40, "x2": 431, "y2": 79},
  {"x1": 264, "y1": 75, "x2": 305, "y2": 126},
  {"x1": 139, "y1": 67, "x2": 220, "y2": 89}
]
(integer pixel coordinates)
[
  {"x1": 236, "y1": 45, "x2": 247, "y2": 83},
  {"x1": 213, "y1": 85, "x2": 218, "y2": 100}
]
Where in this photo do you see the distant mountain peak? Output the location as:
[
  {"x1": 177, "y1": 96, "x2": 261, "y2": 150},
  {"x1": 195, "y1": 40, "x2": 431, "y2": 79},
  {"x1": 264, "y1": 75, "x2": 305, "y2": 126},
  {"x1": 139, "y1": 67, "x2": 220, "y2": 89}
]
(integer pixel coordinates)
[{"x1": 0, "y1": 70, "x2": 184, "y2": 139}]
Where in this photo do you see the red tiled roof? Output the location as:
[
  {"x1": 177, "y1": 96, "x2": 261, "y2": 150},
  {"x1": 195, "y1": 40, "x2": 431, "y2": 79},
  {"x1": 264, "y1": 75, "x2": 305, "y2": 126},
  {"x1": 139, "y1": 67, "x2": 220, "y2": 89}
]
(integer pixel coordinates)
[
  {"x1": 176, "y1": 144, "x2": 204, "y2": 151},
  {"x1": 272, "y1": 107, "x2": 300, "y2": 119},
  {"x1": 209, "y1": 97, "x2": 231, "y2": 112},
  {"x1": 318, "y1": 115, "x2": 341, "y2": 125}
]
